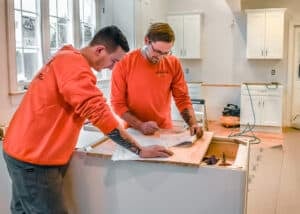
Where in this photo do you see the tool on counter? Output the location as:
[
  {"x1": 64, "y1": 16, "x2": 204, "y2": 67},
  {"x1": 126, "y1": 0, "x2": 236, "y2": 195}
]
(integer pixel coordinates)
[
  {"x1": 174, "y1": 134, "x2": 198, "y2": 147},
  {"x1": 219, "y1": 152, "x2": 231, "y2": 166},
  {"x1": 175, "y1": 140, "x2": 193, "y2": 147},
  {"x1": 202, "y1": 155, "x2": 219, "y2": 165}
]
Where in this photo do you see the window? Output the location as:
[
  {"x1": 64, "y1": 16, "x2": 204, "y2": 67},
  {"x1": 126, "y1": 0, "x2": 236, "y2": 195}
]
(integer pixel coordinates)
[
  {"x1": 14, "y1": 0, "x2": 42, "y2": 88},
  {"x1": 79, "y1": 0, "x2": 96, "y2": 47},
  {"x1": 49, "y1": 0, "x2": 73, "y2": 55},
  {"x1": 7, "y1": 0, "x2": 97, "y2": 92}
]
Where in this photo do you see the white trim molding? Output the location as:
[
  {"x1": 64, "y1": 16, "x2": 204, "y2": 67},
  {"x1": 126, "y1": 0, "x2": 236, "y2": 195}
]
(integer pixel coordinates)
[{"x1": 286, "y1": 20, "x2": 300, "y2": 127}]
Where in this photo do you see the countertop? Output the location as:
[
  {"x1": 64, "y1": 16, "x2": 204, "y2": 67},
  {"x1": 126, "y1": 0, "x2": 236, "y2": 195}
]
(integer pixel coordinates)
[
  {"x1": 242, "y1": 82, "x2": 282, "y2": 86},
  {"x1": 87, "y1": 131, "x2": 214, "y2": 166},
  {"x1": 75, "y1": 128, "x2": 215, "y2": 166},
  {"x1": 75, "y1": 128, "x2": 106, "y2": 150}
]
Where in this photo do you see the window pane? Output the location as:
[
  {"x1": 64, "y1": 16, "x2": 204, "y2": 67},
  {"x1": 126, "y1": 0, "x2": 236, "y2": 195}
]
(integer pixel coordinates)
[
  {"x1": 79, "y1": 0, "x2": 95, "y2": 47},
  {"x1": 49, "y1": 0, "x2": 73, "y2": 52},
  {"x1": 57, "y1": 18, "x2": 68, "y2": 46},
  {"x1": 14, "y1": 0, "x2": 42, "y2": 88},
  {"x1": 23, "y1": 49, "x2": 42, "y2": 81},
  {"x1": 79, "y1": 0, "x2": 83, "y2": 20},
  {"x1": 49, "y1": 0, "x2": 57, "y2": 16},
  {"x1": 58, "y1": 0, "x2": 69, "y2": 18},
  {"x1": 22, "y1": 0, "x2": 36, "y2": 13},
  {"x1": 14, "y1": 0, "x2": 21, "y2": 9},
  {"x1": 22, "y1": 13, "x2": 40, "y2": 48},
  {"x1": 16, "y1": 49, "x2": 42, "y2": 84},
  {"x1": 16, "y1": 49, "x2": 25, "y2": 81},
  {"x1": 50, "y1": 17, "x2": 57, "y2": 48},
  {"x1": 15, "y1": 11, "x2": 22, "y2": 47},
  {"x1": 80, "y1": 23, "x2": 93, "y2": 45}
]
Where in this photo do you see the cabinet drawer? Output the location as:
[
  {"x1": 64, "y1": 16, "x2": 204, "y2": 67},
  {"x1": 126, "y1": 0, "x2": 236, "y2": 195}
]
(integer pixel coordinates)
[{"x1": 241, "y1": 84, "x2": 282, "y2": 96}]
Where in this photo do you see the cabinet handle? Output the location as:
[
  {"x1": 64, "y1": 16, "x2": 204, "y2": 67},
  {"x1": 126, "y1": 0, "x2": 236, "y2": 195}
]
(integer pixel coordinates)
[{"x1": 261, "y1": 50, "x2": 264, "y2": 56}]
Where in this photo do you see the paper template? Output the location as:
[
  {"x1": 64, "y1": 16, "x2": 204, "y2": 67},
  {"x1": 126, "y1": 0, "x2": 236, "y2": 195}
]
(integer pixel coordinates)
[{"x1": 112, "y1": 128, "x2": 195, "y2": 161}]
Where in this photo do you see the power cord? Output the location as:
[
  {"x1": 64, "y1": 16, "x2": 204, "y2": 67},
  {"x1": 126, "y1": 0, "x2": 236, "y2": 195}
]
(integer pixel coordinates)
[{"x1": 228, "y1": 84, "x2": 261, "y2": 144}]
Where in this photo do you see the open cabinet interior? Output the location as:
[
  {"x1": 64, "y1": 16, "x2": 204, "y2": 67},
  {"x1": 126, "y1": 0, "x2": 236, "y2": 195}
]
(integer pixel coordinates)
[{"x1": 202, "y1": 137, "x2": 249, "y2": 168}]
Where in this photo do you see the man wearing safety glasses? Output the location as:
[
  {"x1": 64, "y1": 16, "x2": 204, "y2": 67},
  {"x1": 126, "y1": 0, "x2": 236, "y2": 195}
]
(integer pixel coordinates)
[{"x1": 111, "y1": 22, "x2": 203, "y2": 139}]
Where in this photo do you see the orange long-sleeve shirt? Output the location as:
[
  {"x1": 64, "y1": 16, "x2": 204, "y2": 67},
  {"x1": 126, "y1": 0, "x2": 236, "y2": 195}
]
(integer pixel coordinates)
[
  {"x1": 3, "y1": 45, "x2": 118, "y2": 165},
  {"x1": 111, "y1": 49, "x2": 192, "y2": 129}
]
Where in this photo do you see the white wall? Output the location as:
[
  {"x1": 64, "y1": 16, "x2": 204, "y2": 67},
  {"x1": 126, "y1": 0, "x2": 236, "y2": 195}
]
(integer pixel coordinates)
[
  {"x1": 100, "y1": 0, "x2": 168, "y2": 50},
  {"x1": 168, "y1": 0, "x2": 288, "y2": 84},
  {"x1": 167, "y1": 0, "x2": 300, "y2": 122},
  {"x1": 0, "y1": 0, "x2": 23, "y2": 127},
  {"x1": 135, "y1": 0, "x2": 169, "y2": 48},
  {"x1": 1, "y1": 0, "x2": 300, "y2": 125}
]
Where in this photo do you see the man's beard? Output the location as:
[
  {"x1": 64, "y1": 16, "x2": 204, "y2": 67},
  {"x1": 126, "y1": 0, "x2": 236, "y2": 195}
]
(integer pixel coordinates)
[{"x1": 142, "y1": 46, "x2": 159, "y2": 64}]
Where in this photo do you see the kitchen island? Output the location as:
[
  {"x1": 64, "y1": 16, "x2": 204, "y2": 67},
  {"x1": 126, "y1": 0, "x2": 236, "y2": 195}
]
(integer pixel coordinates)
[{"x1": 64, "y1": 128, "x2": 249, "y2": 214}]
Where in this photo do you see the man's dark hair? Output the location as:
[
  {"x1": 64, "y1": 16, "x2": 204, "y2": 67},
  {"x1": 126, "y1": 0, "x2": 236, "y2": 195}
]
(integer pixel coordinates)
[
  {"x1": 89, "y1": 25, "x2": 130, "y2": 53},
  {"x1": 145, "y1": 23, "x2": 175, "y2": 43}
]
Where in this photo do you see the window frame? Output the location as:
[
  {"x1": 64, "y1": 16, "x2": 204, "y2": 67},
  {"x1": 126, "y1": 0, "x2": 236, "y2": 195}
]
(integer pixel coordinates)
[{"x1": 6, "y1": 0, "x2": 99, "y2": 94}]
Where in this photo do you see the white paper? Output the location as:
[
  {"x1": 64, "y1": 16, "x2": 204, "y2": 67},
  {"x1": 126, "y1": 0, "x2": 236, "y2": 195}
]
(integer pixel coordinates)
[{"x1": 111, "y1": 128, "x2": 196, "y2": 161}]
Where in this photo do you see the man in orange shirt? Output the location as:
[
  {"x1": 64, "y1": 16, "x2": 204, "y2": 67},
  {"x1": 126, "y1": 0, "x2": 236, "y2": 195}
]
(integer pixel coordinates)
[
  {"x1": 3, "y1": 25, "x2": 172, "y2": 214},
  {"x1": 111, "y1": 23, "x2": 203, "y2": 138}
]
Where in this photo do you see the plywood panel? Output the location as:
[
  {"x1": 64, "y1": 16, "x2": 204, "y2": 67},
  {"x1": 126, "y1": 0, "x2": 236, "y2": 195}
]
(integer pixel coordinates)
[{"x1": 88, "y1": 131, "x2": 214, "y2": 166}]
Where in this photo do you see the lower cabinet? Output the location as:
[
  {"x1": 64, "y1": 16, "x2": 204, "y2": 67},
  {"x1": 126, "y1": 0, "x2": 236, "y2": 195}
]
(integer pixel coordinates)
[
  {"x1": 240, "y1": 84, "x2": 283, "y2": 127},
  {"x1": 65, "y1": 135, "x2": 249, "y2": 214}
]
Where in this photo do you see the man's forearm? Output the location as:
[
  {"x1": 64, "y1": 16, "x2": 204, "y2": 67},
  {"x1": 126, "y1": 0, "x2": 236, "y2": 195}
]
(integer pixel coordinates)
[
  {"x1": 180, "y1": 107, "x2": 204, "y2": 138},
  {"x1": 121, "y1": 111, "x2": 143, "y2": 130},
  {"x1": 107, "y1": 127, "x2": 141, "y2": 155},
  {"x1": 180, "y1": 107, "x2": 198, "y2": 126}
]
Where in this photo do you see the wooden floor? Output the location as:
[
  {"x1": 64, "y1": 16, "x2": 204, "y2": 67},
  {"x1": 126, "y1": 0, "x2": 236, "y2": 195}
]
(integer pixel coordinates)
[
  {"x1": 207, "y1": 120, "x2": 284, "y2": 148},
  {"x1": 207, "y1": 121, "x2": 300, "y2": 214}
]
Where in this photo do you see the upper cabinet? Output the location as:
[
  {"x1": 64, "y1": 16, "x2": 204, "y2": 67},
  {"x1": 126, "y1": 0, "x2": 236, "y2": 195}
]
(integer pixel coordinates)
[
  {"x1": 167, "y1": 14, "x2": 202, "y2": 59},
  {"x1": 246, "y1": 8, "x2": 286, "y2": 59}
]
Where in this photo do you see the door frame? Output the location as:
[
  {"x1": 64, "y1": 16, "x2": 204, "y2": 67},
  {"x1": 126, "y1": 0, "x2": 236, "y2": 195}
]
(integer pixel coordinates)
[{"x1": 287, "y1": 21, "x2": 300, "y2": 127}]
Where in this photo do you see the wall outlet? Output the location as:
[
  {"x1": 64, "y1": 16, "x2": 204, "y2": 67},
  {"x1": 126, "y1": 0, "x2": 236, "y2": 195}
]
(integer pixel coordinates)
[
  {"x1": 185, "y1": 67, "x2": 190, "y2": 74},
  {"x1": 184, "y1": 67, "x2": 192, "y2": 82}
]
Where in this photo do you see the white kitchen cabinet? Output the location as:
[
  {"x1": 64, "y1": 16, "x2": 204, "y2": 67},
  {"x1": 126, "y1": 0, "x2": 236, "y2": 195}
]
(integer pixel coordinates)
[
  {"x1": 246, "y1": 8, "x2": 286, "y2": 59},
  {"x1": 240, "y1": 84, "x2": 283, "y2": 129},
  {"x1": 66, "y1": 130, "x2": 249, "y2": 214},
  {"x1": 167, "y1": 14, "x2": 201, "y2": 59}
]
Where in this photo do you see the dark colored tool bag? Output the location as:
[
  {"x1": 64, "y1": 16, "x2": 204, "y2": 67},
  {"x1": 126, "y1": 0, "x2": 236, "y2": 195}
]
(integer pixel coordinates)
[{"x1": 222, "y1": 104, "x2": 240, "y2": 117}]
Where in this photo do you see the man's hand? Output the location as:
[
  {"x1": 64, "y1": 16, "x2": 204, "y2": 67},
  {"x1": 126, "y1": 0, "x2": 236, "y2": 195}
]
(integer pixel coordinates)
[
  {"x1": 139, "y1": 121, "x2": 160, "y2": 135},
  {"x1": 189, "y1": 124, "x2": 203, "y2": 139},
  {"x1": 139, "y1": 145, "x2": 173, "y2": 158}
]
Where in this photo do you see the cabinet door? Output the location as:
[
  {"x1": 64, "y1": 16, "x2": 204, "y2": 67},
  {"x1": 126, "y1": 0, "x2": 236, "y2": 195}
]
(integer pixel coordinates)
[
  {"x1": 240, "y1": 95, "x2": 261, "y2": 126},
  {"x1": 167, "y1": 15, "x2": 183, "y2": 57},
  {"x1": 261, "y1": 96, "x2": 282, "y2": 126},
  {"x1": 265, "y1": 9, "x2": 285, "y2": 59},
  {"x1": 246, "y1": 10, "x2": 265, "y2": 59},
  {"x1": 183, "y1": 14, "x2": 201, "y2": 59}
]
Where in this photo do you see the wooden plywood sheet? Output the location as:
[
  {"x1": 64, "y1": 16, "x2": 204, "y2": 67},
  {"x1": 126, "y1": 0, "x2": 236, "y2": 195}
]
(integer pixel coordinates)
[
  {"x1": 165, "y1": 131, "x2": 214, "y2": 165},
  {"x1": 88, "y1": 131, "x2": 214, "y2": 166}
]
